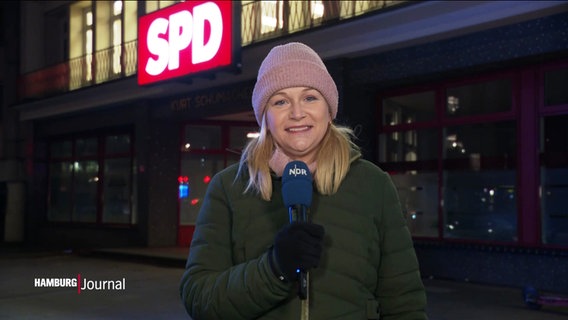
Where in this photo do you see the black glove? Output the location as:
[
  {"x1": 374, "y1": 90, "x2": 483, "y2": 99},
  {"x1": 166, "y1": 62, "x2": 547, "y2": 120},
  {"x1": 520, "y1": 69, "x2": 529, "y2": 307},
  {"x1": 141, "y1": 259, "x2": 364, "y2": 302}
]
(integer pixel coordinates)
[{"x1": 271, "y1": 222, "x2": 325, "y2": 282}]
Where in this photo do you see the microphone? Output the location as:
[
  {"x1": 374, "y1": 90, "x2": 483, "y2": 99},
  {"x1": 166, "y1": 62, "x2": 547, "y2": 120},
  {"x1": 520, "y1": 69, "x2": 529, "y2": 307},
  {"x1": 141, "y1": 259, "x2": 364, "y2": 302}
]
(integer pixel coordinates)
[
  {"x1": 282, "y1": 160, "x2": 312, "y2": 300},
  {"x1": 282, "y1": 160, "x2": 312, "y2": 223}
]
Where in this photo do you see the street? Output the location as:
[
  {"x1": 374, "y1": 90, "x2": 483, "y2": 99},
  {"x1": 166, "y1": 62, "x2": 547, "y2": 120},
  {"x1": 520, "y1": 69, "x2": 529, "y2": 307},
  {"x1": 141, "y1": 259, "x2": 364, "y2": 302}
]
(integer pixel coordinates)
[
  {"x1": 0, "y1": 251, "x2": 188, "y2": 319},
  {"x1": 1, "y1": 249, "x2": 567, "y2": 319}
]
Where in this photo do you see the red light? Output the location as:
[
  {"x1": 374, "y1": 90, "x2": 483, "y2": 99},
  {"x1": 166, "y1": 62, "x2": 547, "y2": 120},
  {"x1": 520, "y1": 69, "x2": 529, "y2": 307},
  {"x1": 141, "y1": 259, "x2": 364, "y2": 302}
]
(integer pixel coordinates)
[
  {"x1": 178, "y1": 176, "x2": 189, "y2": 184},
  {"x1": 190, "y1": 198, "x2": 200, "y2": 205},
  {"x1": 203, "y1": 175, "x2": 211, "y2": 184}
]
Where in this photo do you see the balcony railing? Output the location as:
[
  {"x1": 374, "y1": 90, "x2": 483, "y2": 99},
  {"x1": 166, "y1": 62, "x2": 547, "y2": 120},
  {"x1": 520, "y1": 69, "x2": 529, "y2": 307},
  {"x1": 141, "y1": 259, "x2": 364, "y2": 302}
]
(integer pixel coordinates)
[{"x1": 17, "y1": 0, "x2": 405, "y2": 103}]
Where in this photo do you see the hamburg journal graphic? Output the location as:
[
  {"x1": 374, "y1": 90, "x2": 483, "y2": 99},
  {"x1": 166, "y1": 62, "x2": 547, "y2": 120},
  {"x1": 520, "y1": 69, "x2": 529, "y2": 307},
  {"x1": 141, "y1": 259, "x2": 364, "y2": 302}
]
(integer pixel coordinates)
[{"x1": 34, "y1": 275, "x2": 126, "y2": 294}]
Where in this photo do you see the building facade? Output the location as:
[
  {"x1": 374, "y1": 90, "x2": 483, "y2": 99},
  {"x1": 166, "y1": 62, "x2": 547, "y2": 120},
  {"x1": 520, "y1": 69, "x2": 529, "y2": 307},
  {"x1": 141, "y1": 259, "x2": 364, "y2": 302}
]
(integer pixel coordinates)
[{"x1": 2, "y1": 1, "x2": 568, "y2": 293}]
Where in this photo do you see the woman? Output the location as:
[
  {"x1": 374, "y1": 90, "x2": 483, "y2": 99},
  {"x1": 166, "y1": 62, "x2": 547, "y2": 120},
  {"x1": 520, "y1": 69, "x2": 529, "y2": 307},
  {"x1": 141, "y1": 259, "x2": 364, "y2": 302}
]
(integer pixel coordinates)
[{"x1": 180, "y1": 42, "x2": 428, "y2": 319}]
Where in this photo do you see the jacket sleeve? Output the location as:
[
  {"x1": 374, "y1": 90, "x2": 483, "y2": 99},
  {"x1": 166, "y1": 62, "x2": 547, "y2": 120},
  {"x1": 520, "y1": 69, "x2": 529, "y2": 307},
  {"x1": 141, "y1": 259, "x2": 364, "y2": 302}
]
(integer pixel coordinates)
[
  {"x1": 179, "y1": 172, "x2": 293, "y2": 319},
  {"x1": 375, "y1": 171, "x2": 428, "y2": 320}
]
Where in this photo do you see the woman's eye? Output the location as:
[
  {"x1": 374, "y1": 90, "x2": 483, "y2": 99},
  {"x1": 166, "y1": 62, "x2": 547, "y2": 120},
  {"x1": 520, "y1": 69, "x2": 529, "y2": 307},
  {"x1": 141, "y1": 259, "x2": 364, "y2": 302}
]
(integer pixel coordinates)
[
  {"x1": 305, "y1": 95, "x2": 318, "y2": 102},
  {"x1": 272, "y1": 99, "x2": 287, "y2": 106}
]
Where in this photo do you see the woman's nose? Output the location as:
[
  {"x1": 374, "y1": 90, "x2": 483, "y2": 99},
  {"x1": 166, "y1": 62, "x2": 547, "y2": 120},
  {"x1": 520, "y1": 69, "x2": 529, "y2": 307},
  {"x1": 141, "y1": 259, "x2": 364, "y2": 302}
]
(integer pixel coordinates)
[{"x1": 289, "y1": 102, "x2": 305, "y2": 119}]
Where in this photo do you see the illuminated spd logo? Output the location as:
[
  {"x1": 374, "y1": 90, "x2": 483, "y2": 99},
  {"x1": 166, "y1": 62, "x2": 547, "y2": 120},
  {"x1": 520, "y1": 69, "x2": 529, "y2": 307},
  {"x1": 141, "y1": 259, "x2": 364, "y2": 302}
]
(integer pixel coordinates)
[{"x1": 138, "y1": 1, "x2": 235, "y2": 85}]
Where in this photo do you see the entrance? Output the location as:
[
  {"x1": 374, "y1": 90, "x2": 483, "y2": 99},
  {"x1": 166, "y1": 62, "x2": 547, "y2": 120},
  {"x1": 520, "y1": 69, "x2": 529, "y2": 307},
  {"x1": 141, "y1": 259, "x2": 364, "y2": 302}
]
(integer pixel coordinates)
[{"x1": 177, "y1": 121, "x2": 258, "y2": 246}]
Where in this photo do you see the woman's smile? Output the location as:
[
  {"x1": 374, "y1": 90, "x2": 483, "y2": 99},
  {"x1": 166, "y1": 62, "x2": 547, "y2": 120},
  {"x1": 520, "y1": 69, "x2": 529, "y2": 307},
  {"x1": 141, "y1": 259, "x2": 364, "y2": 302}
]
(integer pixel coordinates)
[{"x1": 286, "y1": 125, "x2": 312, "y2": 133}]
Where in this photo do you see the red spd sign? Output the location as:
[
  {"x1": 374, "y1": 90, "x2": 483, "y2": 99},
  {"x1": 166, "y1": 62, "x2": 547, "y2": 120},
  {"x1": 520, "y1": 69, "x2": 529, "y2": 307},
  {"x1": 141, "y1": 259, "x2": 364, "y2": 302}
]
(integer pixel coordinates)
[{"x1": 138, "y1": 1, "x2": 236, "y2": 85}]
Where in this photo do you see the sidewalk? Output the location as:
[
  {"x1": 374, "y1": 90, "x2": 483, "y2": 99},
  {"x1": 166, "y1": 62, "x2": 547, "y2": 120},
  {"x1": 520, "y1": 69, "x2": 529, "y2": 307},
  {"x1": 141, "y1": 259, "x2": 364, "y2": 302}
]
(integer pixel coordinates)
[
  {"x1": 89, "y1": 246, "x2": 189, "y2": 268},
  {"x1": 89, "y1": 246, "x2": 568, "y2": 320},
  {"x1": 2, "y1": 245, "x2": 567, "y2": 319}
]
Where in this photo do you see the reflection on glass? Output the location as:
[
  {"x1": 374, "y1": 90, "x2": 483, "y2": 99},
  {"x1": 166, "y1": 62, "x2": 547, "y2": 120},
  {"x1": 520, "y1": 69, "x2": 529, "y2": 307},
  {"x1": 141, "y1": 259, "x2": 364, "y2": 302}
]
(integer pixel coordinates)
[
  {"x1": 77, "y1": 137, "x2": 98, "y2": 157},
  {"x1": 540, "y1": 115, "x2": 568, "y2": 245},
  {"x1": 227, "y1": 154, "x2": 241, "y2": 168},
  {"x1": 47, "y1": 132, "x2": 135, "y2": 225},
  {"x1": 48, "y1": 162, "x2": 73, "y2": 222},
  {"x1": 443, "y1": 122, "x2": 516, "y2": 164},
  {"x1": 50, "y1": 141, "x2": 73, "y2": 158},
  {"x1": 447, "y1": 96, "x2": 460, "y2": 114},
  {"x1": 382, "y1": 91, "x2": 435, "y2": 126},
  {"x1": 442, "y1": 121, "x2": 517, "y2": 241},
  {"x1": 541, "y1": 168, "x2": 568, "y2": 245},
  {"x1": 446, "y1": 79, "x2": 512, "y2": 117},
  {"x1": 544, "y1": 67, "x2": 568, "y2": 107},
  {"x1": 443, "y1": 171, "x2": 517, "y2": 242},
  {"x1": 106, "y1": 134, "x2": 130, "y2": 154},
  {"x1": 103, "y1": 158, "x2": 132, "y2": 224},
  {"x1": 229, "y1": 126, "x2": 259, "y2": 150},
  {"x1": 179, "y1": 155, "x2": 224, "y2": 226},
  {"x1": 379, "y1": 128, "x2": 438, "y2": 163},
  {"x1": 391, "y1": 172, "x2": 439, "y2": 237},
  {"x1": 184, "y1": 125, "x2": 222, "y2": 150},
  {"x1": 379, "y1": 128, "x2": 439, "y2": 237},
  {"x1": 180, "y1": 124, "x2": 255, "y2": 226},
  {"x1": 72, "y1": 160, "x2": 98, "y2": 223}
]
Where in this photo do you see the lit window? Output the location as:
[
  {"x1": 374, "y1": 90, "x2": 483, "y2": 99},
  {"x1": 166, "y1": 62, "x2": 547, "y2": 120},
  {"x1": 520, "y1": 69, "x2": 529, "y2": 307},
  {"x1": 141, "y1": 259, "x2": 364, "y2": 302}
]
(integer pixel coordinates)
[
  {"x1": 112, "y1": 1, "x2": 123, "y2": 74},
  {"x1": 84, "y1": 9, "x2": 93, "y2": 82},
  {"x1": 261, "y1": 1, "x2": 283, "y2": 34},
  {"x1": 311, "y1": 1, "x2": 324, "y2": 19},
  {"x1": 86, "y1": 11, "x2": 92, "y2": 26},
  {"x1": 113, "y1": 0, "x2": 123, "y2": 16}
]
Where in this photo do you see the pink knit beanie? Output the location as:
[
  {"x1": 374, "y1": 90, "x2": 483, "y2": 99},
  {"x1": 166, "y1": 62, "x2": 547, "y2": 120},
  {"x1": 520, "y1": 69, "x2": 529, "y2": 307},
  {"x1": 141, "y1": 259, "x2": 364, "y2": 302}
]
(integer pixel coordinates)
[{"x1": 252, "y1": 42, "x2": 338, "y2": 125}]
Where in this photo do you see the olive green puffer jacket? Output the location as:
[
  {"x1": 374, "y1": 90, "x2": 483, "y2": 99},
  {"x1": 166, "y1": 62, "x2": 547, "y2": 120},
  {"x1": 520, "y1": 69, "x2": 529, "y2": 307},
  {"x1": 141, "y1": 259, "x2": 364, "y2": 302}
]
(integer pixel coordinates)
[{"x1": 180, "y1": 158, "x2": 427, "y2": 319}]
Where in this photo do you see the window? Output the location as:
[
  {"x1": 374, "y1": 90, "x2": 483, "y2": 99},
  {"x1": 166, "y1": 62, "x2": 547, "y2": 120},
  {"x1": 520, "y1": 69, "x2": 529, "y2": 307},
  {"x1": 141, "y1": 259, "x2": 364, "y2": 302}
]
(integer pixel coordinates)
[
  {"x1": 540, "y1": 115, "x2": 568, "y2": 245},
  {"x1": 47, "y1": 132, "x2": 135, "y2": 225},
  {"x1": 228, "y1": 126, "x2": 260, "y2": 165},
  {"x1": 379, "y1": 128, "x2": 439, "y2": 237},
  {"x1": 242, "y1": 0, "x2": 344, "y2": 44},
  {"x1": 380, "y1": 90, "x2": 439, "y2": 238},
  {"x1": 445, "y1": 79, "x2": 512, "y2": 117},
  {"x1": 443, "y1": 122, "x2": 517, "y2": 241},
  {"x1": 379, "y1": 76, "x2": 518, "y2": 242},
  {"x1": 48, "y1": 160, "x2": 74, "y2": 222},
  {"x1": 179, "y1": 123, "x2": 257, "y2": 226},
  {"x1": 311, "y1": 1, "x2": 325, "y2": 20},
  {"x1": 102, "y1": 134, "x2": 134, "y2": 224},
  {"x1": 69, "y1": 1, "x2": 95, "y2": 89},
  {"x1": 261, "y1": 1, "x2": 284, "y2": 35},
  {"x1": 544, "y1": 67, "x2": 568, "y2": 107},
  {"x1": 539, "y1": 63, "x2": 568, "y2": 246},
  {"x1": 69, "y1": 1, "x2": 135, "y2": 88},
  {"x1": 112, "y1": 1, "x2": 123, "y2": 74},
  {"x1": 145, "y1": 0, "x2": 178, "y2": 14},
  {"x1": 382, "y1": 91, "x2": 436, "y2": 126},
  {"x1": 84, "y1": 8, "x2": 93, "y2": 82}
]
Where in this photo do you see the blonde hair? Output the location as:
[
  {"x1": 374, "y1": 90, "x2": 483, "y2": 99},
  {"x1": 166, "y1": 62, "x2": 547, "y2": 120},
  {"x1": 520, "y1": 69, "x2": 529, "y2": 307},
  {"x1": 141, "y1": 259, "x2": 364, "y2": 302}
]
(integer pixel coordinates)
[{"x1": 237, "y1": 115, "x2": 361, "y2": 201}]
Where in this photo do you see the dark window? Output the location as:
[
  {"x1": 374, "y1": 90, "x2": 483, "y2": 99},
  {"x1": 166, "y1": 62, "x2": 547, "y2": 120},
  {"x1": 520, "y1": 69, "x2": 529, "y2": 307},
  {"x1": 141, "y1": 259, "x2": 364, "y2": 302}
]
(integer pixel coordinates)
[
  {"x1": 540, "y1": 115, "x2": 568, "y2": 245},
  {"x1": 544, "y1": 67, "x2": 568, "y2": 107},
  {"x1": 446, "y1": 79, "x2": 512, "y2": 117},
  {"x1": 443, "y1": 122, "x2": 517, "y2": 242},
  {"x1": 379, "y1": 76, "x2": 517, "y2": 242},
  {"x1": 382, "y1": 91, "x2": 436, "y2": 126},
  {"x1": 47, "y1": 131, "x2": 135, "y2": 225}
]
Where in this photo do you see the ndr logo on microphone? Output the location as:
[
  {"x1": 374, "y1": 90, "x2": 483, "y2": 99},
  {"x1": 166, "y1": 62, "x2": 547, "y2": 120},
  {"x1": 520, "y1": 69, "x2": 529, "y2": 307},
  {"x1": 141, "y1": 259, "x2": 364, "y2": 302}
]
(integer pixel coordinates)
[{"x1": 289, "y1": 164, "x2": 308, "y2": 177}]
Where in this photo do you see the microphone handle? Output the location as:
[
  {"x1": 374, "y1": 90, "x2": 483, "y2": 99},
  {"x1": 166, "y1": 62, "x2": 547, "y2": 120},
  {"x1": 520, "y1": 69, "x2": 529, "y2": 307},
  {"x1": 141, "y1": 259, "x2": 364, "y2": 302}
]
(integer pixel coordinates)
[
  {"x1": 288, "y1": 204, "x2": 309, "y2": 300},
  {"x1": 288, "y1": 204, "x2": 308, "y2": 223}
]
